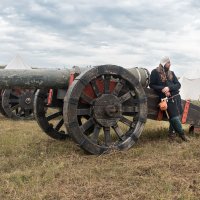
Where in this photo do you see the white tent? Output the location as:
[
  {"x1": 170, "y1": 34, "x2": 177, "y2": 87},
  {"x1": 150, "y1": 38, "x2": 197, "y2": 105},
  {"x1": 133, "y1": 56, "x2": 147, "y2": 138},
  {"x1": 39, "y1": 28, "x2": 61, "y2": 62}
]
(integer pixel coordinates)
[
  {"x1": 179, "y1": 76, "x2": 200, "y2": 100},
  {"x1": 5, "y1": 55, "x2": 32, "y2": 69}
]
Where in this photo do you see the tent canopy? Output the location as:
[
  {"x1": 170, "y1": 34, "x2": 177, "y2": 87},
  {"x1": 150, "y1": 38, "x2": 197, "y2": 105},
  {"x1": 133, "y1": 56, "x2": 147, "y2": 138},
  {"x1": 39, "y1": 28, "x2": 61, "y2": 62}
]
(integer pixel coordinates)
[
  {"x1": 179, "y1": 76, "x2": 200, "y2": 100},
  {"x1": 5, "y1": 55, "x2": 32, "y2": 69}
]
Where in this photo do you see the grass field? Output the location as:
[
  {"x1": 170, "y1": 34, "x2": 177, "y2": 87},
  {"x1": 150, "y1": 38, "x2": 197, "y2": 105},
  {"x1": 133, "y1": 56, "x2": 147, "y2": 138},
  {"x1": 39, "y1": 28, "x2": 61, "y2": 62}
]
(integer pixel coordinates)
[
  {"x1": 0, "y1": 114, "x2": 200, "y2": 200},
  {"x1": 192, "y1": 100, "x2": 200, "y2": 107}
]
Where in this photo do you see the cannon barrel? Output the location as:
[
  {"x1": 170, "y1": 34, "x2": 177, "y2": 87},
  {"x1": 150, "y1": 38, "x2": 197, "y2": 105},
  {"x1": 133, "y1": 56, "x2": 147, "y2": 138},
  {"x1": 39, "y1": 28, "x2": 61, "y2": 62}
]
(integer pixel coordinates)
[
  {"x1": 0, "y1": 69, "x2": 71, "y2": 89},
  {"x1": 0, "y1": 67, "x2": 149, "y2": 89},
  {"x1": 128, "y1": 67, "x2": 149, "y2": 88}
]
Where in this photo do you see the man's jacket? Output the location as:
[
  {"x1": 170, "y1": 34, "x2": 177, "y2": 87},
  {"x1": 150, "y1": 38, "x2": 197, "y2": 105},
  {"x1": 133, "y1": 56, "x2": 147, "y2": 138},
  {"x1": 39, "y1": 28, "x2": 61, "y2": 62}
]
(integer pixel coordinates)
[{"x1": 149, "y1": 67, "x2": 183, "y2": 118}]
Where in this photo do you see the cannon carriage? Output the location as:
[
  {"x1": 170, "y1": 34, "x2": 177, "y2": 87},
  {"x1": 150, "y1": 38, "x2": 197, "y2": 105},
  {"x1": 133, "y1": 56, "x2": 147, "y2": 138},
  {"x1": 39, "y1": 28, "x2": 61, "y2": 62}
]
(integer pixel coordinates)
[{"x1": 0, "y1": 65, "x2": 199, "y2": 154}]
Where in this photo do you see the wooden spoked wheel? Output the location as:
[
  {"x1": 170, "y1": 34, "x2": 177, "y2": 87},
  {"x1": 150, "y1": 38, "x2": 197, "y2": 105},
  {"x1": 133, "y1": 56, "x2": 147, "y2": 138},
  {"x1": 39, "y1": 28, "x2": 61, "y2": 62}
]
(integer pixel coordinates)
[
  {"x1": 64, "y1": 65, "x2": 147, "y2": 154},
  {"x1": 34, "y1": 89, "x2": 68, "y2": 140},
  {"x1": 2, "y1": 89, "x2": 34, "y2": 120}
]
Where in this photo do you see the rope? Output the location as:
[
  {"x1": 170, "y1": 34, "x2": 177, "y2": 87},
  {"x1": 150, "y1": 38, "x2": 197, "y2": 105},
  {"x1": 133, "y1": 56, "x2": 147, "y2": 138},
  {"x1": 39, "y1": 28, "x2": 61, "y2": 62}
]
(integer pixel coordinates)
[
  {"x1": 167, "y1": 93, "x2": 180, "y2": 100},
  {"x1": 161, "y1": 93, "x2": 180, "y2": 101}
]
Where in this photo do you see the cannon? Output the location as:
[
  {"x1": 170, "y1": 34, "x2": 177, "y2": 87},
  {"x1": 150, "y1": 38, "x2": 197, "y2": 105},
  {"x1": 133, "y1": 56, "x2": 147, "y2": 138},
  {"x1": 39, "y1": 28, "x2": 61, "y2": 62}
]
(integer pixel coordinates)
[{"x1": 0, "y1": 65, "x2": 199, "y2": 154}]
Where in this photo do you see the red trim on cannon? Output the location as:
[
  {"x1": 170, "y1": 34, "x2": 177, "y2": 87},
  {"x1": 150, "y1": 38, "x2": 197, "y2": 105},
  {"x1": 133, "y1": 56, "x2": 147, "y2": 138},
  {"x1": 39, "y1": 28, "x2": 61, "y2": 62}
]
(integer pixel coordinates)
[
  {"x1": 69, "y1": 73, "x2": 75, "y2": 86},
  {"x1": 47, "y1": 89, "x2": 53, "y2": 105}
]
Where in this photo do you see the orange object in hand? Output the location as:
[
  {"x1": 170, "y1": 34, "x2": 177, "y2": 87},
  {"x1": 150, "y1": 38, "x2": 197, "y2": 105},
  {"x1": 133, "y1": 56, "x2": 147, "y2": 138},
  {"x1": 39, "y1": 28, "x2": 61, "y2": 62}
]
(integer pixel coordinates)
[
  {"x1": 159, "y1": 99, "x2": 168, "y2": 111},
  {"x1": 159, "y1": 98, "x2": 169, "y2": 119}
]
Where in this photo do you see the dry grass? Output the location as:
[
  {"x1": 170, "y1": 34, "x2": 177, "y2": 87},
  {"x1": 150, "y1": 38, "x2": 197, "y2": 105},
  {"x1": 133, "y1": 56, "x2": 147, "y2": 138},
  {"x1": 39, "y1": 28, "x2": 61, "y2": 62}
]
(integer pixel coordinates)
[
  {"x1": 192, "y1": 100, "x2": 200, "y2": 107},
  {"x1": 0, "y1": 114, "x2": 200, "y2": 200}
]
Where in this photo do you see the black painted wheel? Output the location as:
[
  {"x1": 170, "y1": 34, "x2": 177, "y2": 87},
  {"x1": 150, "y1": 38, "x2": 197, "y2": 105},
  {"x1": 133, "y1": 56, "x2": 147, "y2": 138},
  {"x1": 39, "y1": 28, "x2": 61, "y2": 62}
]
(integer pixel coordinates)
[
  {"x1": 0, "y1": 89, "x2": 8, "y2": 117},
  {"x1": 2, "y1": 89, "x2": 34, "y2": 120},
  {"x1": 64, "y1": 65, "x2": 147, "y2": 154},
  {"x1": 34, "y1": 89, "x2": 68, "y2": 140}
]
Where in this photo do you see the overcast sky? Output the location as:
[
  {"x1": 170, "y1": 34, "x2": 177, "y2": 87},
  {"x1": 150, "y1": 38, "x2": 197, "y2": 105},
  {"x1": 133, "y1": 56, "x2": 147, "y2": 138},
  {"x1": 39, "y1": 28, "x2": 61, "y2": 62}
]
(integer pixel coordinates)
[{"x1": 0, "y1": 0, "x2": 200, "y2": 78}]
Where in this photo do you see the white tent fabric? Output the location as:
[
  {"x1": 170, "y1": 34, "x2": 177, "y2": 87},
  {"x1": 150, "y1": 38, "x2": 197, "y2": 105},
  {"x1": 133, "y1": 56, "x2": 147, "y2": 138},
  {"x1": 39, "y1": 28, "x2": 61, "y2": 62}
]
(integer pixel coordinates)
[
  {"x1": 5, "y1": 55, "x2": 32, "y2": 69},
  {"x1": 182, "y1": 69, "x2": 200, "y2": 79},
  {"x1": 179, "y1": 76, "x2": 200, "y2": 100}
]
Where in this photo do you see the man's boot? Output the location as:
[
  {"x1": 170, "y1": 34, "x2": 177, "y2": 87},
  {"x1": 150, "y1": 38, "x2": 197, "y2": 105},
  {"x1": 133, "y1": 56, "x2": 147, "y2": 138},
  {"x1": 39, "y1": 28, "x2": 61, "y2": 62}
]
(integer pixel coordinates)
[
  {"x1": 179, "y1": 132, "x2": 189, "y2": 142},
  {"x1": 169, "y1": 116, "x2": 189, "y2": 142}
]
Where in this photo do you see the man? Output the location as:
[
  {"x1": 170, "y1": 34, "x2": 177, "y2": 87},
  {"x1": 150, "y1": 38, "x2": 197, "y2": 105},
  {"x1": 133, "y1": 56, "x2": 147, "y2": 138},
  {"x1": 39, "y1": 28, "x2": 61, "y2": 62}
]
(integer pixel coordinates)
[{"x1": 149, "y1": 56, "x2": 188, "y2": 142}]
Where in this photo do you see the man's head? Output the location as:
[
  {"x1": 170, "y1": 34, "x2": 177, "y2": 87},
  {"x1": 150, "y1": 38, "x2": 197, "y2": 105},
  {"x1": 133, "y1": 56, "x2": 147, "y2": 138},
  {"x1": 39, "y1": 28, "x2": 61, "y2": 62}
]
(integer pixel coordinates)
[{"x1": 160, "y1": 56, "x2": 171, "y2": 71}]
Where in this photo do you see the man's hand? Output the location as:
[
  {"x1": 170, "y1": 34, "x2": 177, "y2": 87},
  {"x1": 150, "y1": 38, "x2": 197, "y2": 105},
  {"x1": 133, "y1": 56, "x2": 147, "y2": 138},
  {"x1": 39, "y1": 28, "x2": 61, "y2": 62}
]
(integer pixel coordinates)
[
  {"x1": 162, "y1": 87, "x2": 170, "y2": 93},
  {"x1": 165, "y1": 91, "x2": 171, "y2": 97}
]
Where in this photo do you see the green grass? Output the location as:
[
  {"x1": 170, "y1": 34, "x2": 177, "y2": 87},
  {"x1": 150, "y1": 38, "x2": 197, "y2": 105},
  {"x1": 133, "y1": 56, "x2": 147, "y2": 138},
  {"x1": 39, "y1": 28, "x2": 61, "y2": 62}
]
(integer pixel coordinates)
[
  {"x1": 192, "y1": 100, "x2": 200, "y2": 107},
  {"x1": 0, "y1": 114, "x2": 200, "y2": 200}
]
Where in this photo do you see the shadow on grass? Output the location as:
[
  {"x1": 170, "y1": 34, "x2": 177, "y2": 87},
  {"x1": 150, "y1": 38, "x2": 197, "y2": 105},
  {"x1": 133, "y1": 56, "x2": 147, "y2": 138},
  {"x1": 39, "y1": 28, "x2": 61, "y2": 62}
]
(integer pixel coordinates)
[{"x1": 26, "y1": 128, "x2": 171, "y2": 157}]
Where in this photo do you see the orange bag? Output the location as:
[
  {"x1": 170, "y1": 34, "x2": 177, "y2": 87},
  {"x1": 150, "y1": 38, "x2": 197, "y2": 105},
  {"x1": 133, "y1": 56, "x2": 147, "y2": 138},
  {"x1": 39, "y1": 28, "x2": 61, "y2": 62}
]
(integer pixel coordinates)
[{"x1": 159, "y1": 99, "x2": 168, "y2": 111}]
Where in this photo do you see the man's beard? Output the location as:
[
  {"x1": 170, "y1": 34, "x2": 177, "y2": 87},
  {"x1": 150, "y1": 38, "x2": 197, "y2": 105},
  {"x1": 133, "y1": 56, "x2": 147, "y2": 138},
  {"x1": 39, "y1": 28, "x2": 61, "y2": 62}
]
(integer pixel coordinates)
[{"x1": 164, "y1": 66, "x2": 170, "y2": 72}]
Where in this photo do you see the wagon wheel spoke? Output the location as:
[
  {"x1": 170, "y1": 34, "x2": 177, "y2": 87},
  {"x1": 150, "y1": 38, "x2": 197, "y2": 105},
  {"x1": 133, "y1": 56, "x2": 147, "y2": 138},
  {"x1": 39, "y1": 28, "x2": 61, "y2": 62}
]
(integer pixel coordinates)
[
  {"x1": 46, "y1": 111, "x2": 63, "y2": 121},
  {"x1": 119, "y1": 91, "x2": 132, "y2": 103},
  {"x1": 81, "y1": 93, "x2": 93, "y2": 105},
  {"x1": 14, "y1": 107, "x2": 20, "y2": 115},
  {"x1": 112, "y1": 124, "x2": 124, "y2": 140},
  {"x1": 24, "y1": 109, "x2": 30, "y2": 117},
  {"x1": 119, "y1": 116, "x2": 133, "y2": 127},
  {"x1": 9, "y1": 98, "x2": 20, "y2": 104},
  {"x1": 90, "y1": 80, "x2": 101, "y2": 97},
  {"x1": 18, "y1": 109, "x2": 23, "y2": 116},
  {"x1": 77, "y1": 108, "x2": 91, "y2": 116},
  {"x1": 90, "y1": 124, "x2": 101, "y2": 143},
  {"x1": 104, "y1": 75, "x2": 111, "y2": 94},
  {"x1": 112, "y1": 79, "x2": 125, "y2": 96},
  {"x1": 11, "y1": 104, "x2": 20, "y2": 111},
  {"x1": 103, "y1": 127, "x2": 112, "y2": 146},
  {"x1": 55, "y1": 119, "x2": 64, "y2": 131},
  {"x1": 122, "y1": 106, "x2": 139, "y2": 113},
  {"x1": 80, "y1": 118, "x2": 95, "y2": 133}
]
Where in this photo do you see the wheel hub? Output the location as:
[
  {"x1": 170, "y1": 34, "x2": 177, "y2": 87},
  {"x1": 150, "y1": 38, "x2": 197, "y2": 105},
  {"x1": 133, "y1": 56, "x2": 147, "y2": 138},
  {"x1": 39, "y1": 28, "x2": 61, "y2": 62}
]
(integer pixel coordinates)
[
  {"x1": 19, "y1": 91, "x2": 33, "y2": 109},
  {"x1": 25, "y1": 97, "x2": 31, "y2": 105},
  {"x1": 93, "y1": 94, "x2": 122, "y2": 127}
]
